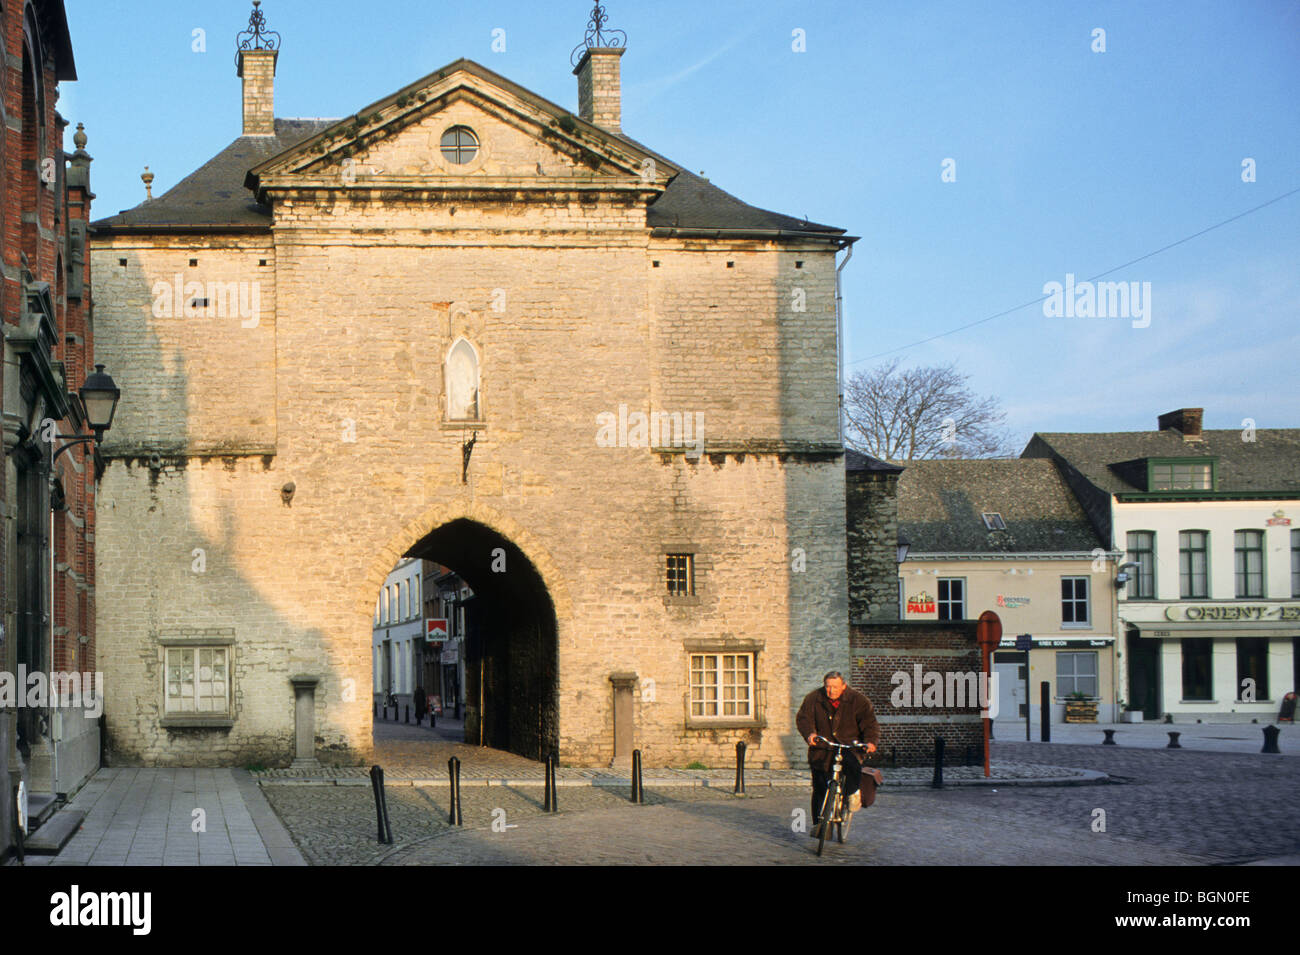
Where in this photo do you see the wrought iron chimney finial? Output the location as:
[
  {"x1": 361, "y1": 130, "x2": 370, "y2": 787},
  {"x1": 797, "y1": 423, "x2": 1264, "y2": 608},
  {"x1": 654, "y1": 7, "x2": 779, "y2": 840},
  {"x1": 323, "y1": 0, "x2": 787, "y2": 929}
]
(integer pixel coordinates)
[
  {"x1": 570, "y1": 3, "x2": 626, "y2": 67},
  {"x1": 236, "y1": 1, "x2": 281, "y2": 69}
]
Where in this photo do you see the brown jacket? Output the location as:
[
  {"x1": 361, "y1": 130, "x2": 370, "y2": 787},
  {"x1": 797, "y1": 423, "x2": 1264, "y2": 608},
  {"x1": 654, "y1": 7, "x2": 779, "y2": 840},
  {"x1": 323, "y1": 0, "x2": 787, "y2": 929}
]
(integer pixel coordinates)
[{"x1": 795, "y1": 684, "x2": 880, "y2": 772}]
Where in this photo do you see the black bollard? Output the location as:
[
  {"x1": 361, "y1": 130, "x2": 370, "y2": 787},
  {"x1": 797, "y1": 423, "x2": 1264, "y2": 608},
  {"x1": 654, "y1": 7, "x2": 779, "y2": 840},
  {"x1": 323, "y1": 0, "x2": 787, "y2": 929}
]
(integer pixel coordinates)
[
  {"x1": 1262, "y1": 725, "x2": 1281, "y2": 754},
  {"x1": 405, "y1": 704, "x2": 410, "y2": 724},
  {"x1": 889, "y1": 746, "x2": 898, "y2": 767},
  {"x1": 370, "y1": 765, "x2": 393, "y2": 844},
  {"x1": 448, "y1": 756, "x2": 463, "y2": 826},
  {"x1": 734, "y1": 741, "x2": 746, "y2": 795},
  {"x1": 1040, "y1": 682, "x2": 1051, "y2": 743},
  {"x1": 1102, "y1": 729, "x2": 1117, "y2": 745},
  {"x1": 1167, "y1": 731, "x2": 1181, "y2": 749},
  {"x1": 373, "y1": 701, "x2": 377, "y2": 719},
  {"x1": 430, "y1": 707, "x2": 436, "y2": 728},
  {"x1": 631, "y1": 749, "x2": 644, "y2": 804},
  {"x1": 543, "y1": 753, "x2": 558, "y2": 812},
  {"x1": 931, "y1": 737, "x2": 945, "y2": 789}
]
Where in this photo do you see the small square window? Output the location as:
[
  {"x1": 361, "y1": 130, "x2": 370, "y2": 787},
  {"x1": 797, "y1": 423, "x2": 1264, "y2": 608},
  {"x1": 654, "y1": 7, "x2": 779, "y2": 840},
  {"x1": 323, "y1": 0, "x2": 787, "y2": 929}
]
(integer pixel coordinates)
[
  {"x1": 666, "y1": 554, "x2": 694, "y2": 596},
  {"x1": 118, "y1": 258, "x2": 127, "y2": 267},
  {"x1": 189, "y1": 258, "x2": 198, "y2": 267},
  {"x1": 982, "y1": 512, "x2": 1006, "y2": 530}
]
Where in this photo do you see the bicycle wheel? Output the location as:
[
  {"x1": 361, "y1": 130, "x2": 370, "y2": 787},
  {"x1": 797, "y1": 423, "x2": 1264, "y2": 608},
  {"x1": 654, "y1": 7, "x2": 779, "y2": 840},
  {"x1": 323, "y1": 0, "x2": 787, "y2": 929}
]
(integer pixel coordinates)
[{"x1": 816, "y1": 780, "x2": 838, "y2": 857}]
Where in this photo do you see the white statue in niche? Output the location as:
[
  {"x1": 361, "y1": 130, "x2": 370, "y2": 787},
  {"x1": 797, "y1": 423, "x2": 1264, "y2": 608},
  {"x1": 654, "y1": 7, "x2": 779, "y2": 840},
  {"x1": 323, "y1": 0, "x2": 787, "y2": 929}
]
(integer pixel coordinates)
[{"x1": 446, "y1": 338, "x2": 479, "y2": 420}]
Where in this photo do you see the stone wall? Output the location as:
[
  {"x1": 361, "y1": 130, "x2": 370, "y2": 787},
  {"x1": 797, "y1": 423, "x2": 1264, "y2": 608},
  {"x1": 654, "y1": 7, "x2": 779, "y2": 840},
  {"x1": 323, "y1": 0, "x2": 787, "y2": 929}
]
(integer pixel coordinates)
[{"x1": 846, "y1": 467, "x2": 901, "y2": 621}]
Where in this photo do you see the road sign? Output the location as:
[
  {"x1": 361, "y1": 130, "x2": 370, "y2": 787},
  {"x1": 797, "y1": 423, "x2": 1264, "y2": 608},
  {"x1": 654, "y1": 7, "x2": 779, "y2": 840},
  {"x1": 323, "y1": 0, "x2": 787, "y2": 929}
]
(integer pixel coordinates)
[
  {"x1": 1015, "y1": 633, "x2": 1032, "y2": 651},
  {"x1": 425, "y1": 618, "x2": 448, "y2": 643}
]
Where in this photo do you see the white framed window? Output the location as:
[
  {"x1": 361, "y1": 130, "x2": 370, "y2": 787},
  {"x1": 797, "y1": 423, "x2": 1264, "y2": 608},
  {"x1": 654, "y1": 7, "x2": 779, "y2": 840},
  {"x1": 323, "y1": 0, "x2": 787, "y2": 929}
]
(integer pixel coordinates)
[
  {"x1": 373, "y1": 646, "x2": 381, "y2": 692},
  {"x1": 690, "y1": 653, "x2": 752, "y2": 718},
  {"x1": 1056, "y1": 651, "x2": 1098, "y2": 697},
  {"x1": 165, "y1": 647, "x2": 230, "y2": 716},
  {"x1": 412, "y1": 575, "x2": 421, "y2": 617},
  {"x1": 1061, "y1": 576, "x2": 1090, "y2": 627},
  {"x1": 380, "y1": 587, "x2": 388, "y2": 625}
]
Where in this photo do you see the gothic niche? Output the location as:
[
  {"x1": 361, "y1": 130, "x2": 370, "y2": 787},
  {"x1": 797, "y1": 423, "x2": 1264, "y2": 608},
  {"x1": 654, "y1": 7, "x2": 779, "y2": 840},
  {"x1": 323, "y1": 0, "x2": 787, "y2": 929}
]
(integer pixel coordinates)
[{"x1": 445, "y1": 337, "x2": 480, "y2": 421}]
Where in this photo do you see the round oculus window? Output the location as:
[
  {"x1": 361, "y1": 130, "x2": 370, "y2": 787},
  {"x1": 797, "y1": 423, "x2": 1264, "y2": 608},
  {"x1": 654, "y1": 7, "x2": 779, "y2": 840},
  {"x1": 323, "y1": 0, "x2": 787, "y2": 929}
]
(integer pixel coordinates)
[{"x1": 440, "y1": 126, "x2": 479, "y2": 164}]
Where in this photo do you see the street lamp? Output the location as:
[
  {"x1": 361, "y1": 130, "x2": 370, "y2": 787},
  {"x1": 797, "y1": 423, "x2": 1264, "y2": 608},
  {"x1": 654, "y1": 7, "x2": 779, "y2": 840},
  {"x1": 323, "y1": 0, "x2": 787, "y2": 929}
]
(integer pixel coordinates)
[{"x1": 52, "y1": 364, "x2": 121, "y2": 463}]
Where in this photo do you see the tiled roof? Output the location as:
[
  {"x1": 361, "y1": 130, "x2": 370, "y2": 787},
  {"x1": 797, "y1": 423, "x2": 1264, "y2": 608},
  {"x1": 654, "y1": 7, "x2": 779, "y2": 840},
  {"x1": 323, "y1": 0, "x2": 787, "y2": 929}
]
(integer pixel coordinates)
[
  {"x1": 897, "y1": 458, "x2": 1103, "y2": 554},
  {"x1": 1025, "y1": 430, "x2": 1300, "y2": 495},
  {"x1": 845, "y1": 448, "x2": 904, "y2": 473}
]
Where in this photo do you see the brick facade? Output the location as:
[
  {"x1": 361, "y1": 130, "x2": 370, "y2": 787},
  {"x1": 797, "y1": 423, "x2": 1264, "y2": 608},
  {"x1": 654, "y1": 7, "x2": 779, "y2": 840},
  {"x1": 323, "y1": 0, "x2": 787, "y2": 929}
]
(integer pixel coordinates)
[{"x1": 849, "y1": 622, "x2": 983, "y2": 766}]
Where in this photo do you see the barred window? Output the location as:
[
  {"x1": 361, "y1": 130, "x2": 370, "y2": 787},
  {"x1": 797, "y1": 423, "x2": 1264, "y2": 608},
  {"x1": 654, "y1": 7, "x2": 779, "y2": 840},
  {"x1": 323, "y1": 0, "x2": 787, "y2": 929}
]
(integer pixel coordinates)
[
  {"x1": 165, "y1": 647, "x2": 229, "y2": 715},
  {"x1": 690, "y1": 653, "x2": 752, "y2": 718},
  {"x1": 666, "y1": 554, "x2": 694, "y2": 596}
]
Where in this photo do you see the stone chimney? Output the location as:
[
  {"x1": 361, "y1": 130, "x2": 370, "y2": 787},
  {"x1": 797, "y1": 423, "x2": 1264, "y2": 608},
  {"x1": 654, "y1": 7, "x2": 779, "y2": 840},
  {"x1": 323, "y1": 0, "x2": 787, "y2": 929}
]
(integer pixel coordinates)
[
  {"x1": 1158, "y1": 408, "x2": 1204, "y2": 440},
  {"x1": 236, "y1": 2, "x2": 280, "y2": 136},
  {"x1": 574, "y1": 48, "x2": 625, "y2": 132}
]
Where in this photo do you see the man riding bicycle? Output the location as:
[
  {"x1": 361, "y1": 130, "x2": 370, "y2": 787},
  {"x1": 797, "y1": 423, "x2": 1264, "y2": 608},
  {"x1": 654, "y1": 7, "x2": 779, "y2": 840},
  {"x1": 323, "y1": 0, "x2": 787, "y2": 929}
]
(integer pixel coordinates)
[{"x1": 795, "y1": 671, "x2": 879, "y2": 834}]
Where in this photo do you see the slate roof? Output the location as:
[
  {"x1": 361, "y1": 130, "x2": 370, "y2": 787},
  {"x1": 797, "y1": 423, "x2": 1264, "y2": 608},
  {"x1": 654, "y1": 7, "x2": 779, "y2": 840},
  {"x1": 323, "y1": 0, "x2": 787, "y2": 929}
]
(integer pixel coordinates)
[
  {"x1": 1026, "y1": 430, "x2": 1300, "y2": 495},
  {"x1": 845, "y1": 448, "x2": 904, "y2": 473},
  {"x1": 897, "y1": 459, "x2": 1104, "y2": 554},
  {"x1": 92, "y1": 59, "x2": 848, "y2": 239},
  {"x1": 92, "y1": 120, "x2": 336, "y2": 230}
]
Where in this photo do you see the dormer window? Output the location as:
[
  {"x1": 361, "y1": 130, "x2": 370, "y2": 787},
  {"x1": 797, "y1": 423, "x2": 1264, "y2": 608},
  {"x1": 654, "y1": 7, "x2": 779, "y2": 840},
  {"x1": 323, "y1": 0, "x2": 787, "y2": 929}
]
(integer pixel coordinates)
[
  {"x1": 1149, "y1": 458, "x2": 1213, "y2": 491},
  {"x1": 440, "y1": 126, "x2": 479, "y2": 164},
  {"x1": 982, "y1": 512, "x2": 1006, "y2": 531}
]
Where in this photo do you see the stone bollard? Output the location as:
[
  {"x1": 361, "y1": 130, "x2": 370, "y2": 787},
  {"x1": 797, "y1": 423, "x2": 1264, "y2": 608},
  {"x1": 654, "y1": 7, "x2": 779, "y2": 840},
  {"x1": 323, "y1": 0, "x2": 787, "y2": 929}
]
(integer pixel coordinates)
[
  {"x1": 1262, "y1": 725, "x2": 1281, "y2": 754},
  {"x1": 1167, "y1": 731, "x2": 1181, "y2": 749},
  {"x1": 1102, "y1": 729, "x2": 1117, "y2": 745}
]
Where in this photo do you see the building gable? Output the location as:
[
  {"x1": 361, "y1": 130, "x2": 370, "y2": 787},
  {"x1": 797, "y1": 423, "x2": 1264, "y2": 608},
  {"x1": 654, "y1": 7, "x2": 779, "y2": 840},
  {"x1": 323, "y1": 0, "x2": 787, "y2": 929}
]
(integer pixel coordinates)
[{"x1": 247, "y1": 59, "x2": 673, "y2": 204}]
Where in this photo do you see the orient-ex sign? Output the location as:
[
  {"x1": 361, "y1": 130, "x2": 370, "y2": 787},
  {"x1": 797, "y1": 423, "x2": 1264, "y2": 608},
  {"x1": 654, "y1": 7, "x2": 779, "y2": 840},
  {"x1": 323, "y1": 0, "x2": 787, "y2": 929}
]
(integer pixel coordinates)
[
  {"x1": 425, "y1": 618, "x2": 449, "y2": 643},
  {"x1": 1164, "y1": 605, "x2": 1300, "y2": 622}
]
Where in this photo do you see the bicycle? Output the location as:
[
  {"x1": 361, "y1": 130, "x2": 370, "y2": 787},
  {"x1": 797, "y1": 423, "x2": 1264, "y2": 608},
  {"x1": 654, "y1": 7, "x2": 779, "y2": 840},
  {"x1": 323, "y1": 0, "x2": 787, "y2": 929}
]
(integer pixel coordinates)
[{"x1": 811, "y1": 735, "x2": 869, "y2": 856}]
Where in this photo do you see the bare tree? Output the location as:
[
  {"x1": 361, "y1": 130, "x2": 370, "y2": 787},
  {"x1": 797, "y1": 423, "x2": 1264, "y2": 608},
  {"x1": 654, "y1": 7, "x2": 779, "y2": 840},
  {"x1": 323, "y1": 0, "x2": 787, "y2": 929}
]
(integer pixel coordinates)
[{"x1": 843, "y1": 358, "x2": 1017, "y2": 461}]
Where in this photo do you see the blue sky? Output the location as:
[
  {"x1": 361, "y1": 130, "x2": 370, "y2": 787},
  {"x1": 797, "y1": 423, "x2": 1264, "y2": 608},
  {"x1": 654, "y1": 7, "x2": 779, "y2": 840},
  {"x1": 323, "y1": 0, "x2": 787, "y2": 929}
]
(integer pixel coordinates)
[{"x1": 62, "y1": 1, "x2": 1300, "y2": 447}]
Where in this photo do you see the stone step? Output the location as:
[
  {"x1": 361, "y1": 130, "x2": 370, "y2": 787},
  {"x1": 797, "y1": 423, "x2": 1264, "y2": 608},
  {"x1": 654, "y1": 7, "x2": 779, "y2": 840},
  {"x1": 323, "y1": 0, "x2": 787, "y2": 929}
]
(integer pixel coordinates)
[
  {"x1": 24, "y1": 809, "x2": 85, "y2": 855},
  {"x1": 27, "y1": 794, "x2": 59, "y2": 827}
]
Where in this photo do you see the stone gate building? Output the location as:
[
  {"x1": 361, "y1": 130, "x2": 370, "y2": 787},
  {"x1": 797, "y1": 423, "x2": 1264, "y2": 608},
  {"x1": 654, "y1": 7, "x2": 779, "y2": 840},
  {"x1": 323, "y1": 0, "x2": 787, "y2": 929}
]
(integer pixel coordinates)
[{"x1": 90, "y1": 6, "x2": 855, "y2": 769}]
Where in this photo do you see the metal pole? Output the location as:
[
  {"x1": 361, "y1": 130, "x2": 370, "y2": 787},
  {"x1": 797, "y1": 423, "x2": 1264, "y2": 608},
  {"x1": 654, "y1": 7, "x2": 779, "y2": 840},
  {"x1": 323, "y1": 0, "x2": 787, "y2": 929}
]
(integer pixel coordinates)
[
  {"x1": 1025, "y1": 649, "x2": 1032, "y2": 742},
  {"x1": 370, "y1": 765, "x2": 393, "y2": 844},
  {"x1": 543, "y1": 753, "x2": 557, "y2": 812},
  {"x1": 448, "y1": 756, "x2": 463, "y2": 825},
  {"x1": 1040, "y1": 681, "x2": 1051, "y2": 742},
  {"x1": 931, "y1": 737, "x2": 945, "y2": 789},
  {"x1": 734, "y1": 741, "x2": 746, "y2": 795},
  {"x1": 631, "y1": 749, "x2": 644, "y2": 804}
]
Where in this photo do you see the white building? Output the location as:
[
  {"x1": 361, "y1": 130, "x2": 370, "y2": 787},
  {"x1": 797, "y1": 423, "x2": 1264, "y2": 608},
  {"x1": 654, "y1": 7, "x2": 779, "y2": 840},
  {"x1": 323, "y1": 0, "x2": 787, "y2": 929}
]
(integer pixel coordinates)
[
  {"x1": 1026, "y1": 409, "x2": 1300, "y2": 722},
  {"x1": 372, "y1": 558, "x2": 425, "y2": 716}
]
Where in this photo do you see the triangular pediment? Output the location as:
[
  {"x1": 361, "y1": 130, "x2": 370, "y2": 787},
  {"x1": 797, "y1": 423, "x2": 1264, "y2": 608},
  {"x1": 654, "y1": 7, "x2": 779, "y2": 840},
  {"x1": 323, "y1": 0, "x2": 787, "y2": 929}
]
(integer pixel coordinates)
[{"x1": 247, "y1": 58, "x2": 675, "y2": 200}]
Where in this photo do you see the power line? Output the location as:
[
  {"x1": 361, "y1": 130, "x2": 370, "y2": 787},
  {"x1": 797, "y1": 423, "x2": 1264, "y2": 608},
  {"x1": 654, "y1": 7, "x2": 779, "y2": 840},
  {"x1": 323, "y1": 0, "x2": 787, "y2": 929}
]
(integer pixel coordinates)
[{"x1": 848, "y1": 185, "x2": 1300, "y2": 365}]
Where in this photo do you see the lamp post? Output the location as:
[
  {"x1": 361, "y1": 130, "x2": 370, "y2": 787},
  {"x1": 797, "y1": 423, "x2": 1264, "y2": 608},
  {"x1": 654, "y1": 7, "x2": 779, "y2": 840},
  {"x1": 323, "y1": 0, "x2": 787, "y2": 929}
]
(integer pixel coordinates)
[{"x1": 52, "y1": 364, "x2": 120, "y2": 463}]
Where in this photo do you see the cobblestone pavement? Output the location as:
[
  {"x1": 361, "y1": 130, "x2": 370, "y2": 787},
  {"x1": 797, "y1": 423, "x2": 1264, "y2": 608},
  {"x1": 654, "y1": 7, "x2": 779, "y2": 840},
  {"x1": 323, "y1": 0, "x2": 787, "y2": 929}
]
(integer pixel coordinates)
[
  {"x1": 257, "y1": 741, "x2": 1297, "y2": 865},
  {"x1": 997, "y1": 720, "x2": 1300, "y2": 755}
]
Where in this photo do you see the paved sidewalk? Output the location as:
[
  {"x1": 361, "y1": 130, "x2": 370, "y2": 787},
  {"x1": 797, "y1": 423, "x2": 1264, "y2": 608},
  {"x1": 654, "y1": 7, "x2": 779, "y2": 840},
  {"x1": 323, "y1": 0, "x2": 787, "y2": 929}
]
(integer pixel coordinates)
[
  {"x1": 14, "y1": 768, "x2": 305, "y2": 867},
  {"x1": 995, "y1": 719, "x2": 1299, "y2": 755}
]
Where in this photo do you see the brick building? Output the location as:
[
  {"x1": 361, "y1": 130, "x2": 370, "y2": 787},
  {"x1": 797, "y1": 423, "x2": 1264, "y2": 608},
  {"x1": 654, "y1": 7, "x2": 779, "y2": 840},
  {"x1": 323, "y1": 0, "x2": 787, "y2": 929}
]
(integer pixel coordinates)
[
  {"x1": 89, "y1": 5, "x2": 855, "y2": 769},
  {"x1": 1, "y1": 0, "x2": 100, "y2": 860}
]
